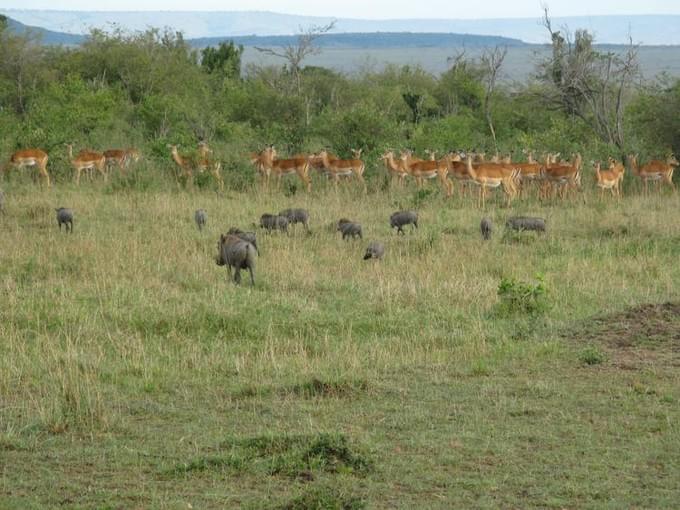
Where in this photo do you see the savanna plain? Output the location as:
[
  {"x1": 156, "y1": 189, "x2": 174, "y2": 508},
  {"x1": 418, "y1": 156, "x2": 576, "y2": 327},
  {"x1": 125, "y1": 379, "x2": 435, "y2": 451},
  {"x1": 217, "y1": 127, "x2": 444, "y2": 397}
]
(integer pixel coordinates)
[{"x1": 1, "y1": 170, "x2": 680, "y2": 509}]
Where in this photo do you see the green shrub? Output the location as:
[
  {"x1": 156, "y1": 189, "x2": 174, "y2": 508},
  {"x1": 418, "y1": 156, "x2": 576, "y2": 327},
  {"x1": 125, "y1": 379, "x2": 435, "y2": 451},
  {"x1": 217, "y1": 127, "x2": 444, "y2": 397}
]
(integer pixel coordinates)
[{"x1": 496, "y1": 274, "x2": 549, "y2": 316}]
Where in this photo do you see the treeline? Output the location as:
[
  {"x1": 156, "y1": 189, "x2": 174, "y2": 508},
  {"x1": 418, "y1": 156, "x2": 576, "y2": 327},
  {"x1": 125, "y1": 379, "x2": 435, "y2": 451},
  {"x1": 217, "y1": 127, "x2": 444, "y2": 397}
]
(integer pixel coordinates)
[{"x1": 0, "y1": 15, "x2": 678, "y2": 189}]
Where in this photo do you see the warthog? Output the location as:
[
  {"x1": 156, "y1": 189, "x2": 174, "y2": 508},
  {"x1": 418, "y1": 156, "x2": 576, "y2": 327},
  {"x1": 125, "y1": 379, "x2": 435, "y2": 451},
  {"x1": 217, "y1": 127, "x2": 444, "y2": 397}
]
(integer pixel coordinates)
[
  {"x1": 194, "y1": 209, "x2": 207, "y2": 231},
  {"x1": 390, "y1": 210, "x2": 418, "y2": 234},
  {"x1": 227, "y1": 227, "x2": 260, "y2": 255},
  {"x1": 279, "y1": 208, "x2": 310, "y2": 232},
  {"x1": 337, "y1": 219, "x2": 362, "y2": 240},
  {"x1": 215, "y1": 234, "x2": 257, "y2": 285},
  {"x1": 505, "y1": 216, "x2": 546, "y2": 233},
  {"x1": 260, "y1": 213, "x2": 289, "y2": 233},
  {"x1": 480, "y1": 217, "x2": 493, "y2": 240},
  {"x1": 363, "y1": 241, "x2": 385, "y2": 260},
  {"x1": 56, "y1": 207, "x2": 74, "y2": 233}
]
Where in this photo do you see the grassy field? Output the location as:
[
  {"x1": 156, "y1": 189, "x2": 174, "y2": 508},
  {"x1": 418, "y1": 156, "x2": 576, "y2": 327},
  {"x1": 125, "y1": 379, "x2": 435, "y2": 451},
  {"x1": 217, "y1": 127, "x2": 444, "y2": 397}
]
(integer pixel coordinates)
[{"x1": 1, "y1": 170, "x2": 680, "y2": 509}]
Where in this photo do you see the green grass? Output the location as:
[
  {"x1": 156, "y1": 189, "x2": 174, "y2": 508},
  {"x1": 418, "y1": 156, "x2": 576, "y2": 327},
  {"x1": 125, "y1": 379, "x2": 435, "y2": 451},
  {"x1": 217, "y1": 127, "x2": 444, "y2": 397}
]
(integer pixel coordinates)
[{"x1": 1, "y1": 174, "x2": 679, "y2": 508}]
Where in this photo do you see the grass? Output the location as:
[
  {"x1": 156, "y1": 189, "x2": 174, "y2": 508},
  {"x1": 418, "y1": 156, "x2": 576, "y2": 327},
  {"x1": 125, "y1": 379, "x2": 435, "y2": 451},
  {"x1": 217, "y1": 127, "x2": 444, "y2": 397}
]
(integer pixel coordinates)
[{"x1": 1, "y1": 173, "x2": 680, "y2": 508}]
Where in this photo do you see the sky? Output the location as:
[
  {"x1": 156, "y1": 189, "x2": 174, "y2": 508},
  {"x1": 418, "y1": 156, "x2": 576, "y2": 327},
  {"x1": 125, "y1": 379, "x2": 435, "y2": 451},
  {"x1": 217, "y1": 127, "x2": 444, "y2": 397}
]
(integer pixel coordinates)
[{"x1": 2, "y1": 0, "x2": 679, "y2": 19}]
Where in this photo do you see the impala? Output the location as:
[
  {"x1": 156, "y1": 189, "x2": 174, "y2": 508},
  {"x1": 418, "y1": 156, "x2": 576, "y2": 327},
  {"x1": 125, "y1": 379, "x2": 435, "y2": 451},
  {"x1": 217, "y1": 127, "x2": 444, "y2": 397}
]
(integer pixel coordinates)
[
  {"x1": 514, "y1": 150, "x2": 543, "y2": 198},
  {"x1": 594, "y1": 160, "x2": 624, "y2": 199},
  {"x1": 400, "y1": 151, "x2": 452, "y2": 197},
  {"x1": 317, "y1": 149, "x2": 366, "y2": 191},
  {"x1": 67, "y1": 144, "x2": 106, "y2": 185},
  {"x1": 628, "y1": 154, "x2": 677, "y2": 195},
  {"x1": 464, "y1": 155, "x2": 518, "y2": 207},
  {"x1": 197, "y1": 141, "x2": 225, "y2": 191},
  {"x1": 260, "y1": 146, "x2": 312, "y2": 192},
  {"x1": 104, "y1": 148, "x2": 139, "y2": 174},
  {"x1": 541, "y1": 153, "x2": 582, "y2": 199},
  {"x1": 3, "y1": 148, "x2": 50, "y2": 187},
  {"x1": 447, "y1": 151, "x2": 473, "y2": 197},
  {"x1": 168, "y1": 144, "x2": 195, "y2": 186},
  {"x1": 381, "y1": 150, "x2": 409, "y2": 186}
]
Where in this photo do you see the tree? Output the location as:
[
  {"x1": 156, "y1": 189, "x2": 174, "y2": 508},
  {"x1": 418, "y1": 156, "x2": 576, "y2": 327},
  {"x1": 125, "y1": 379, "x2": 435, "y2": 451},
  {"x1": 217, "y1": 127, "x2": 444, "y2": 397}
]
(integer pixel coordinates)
[
  {"x1": 255, "y1": 21, "x2": 336, "y2": 95},
  {"x1": 201, "y1": 41, "x2": 243, "y2": 79},
  {"x1": 480, "y1": 46, "x2": 507, "y2": 151},
  {"x1": 536, "y1": 6, "x2": 639, "y2": 154}
]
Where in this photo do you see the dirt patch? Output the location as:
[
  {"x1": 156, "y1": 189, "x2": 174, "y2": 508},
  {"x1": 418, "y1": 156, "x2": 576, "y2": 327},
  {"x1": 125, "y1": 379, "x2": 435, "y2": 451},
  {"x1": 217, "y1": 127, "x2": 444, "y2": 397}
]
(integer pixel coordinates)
[{"x1": 563, "y1": 302, "x2": 680, "y2": 369}]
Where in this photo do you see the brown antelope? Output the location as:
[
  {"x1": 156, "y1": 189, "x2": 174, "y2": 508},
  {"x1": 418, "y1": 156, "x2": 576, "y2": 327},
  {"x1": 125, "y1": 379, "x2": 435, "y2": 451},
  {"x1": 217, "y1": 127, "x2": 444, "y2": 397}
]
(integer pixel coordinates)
[
  {"x1": 317, "y1": 149, "x2": 366, "y2": 191},
  {"x1": 541, "y1": 153, "x2": 582, "y2": 200},
  {"x1": 400, "y1": 151, "x2": 452, "y2": 197},
  {"x1": 514, "y1": 150, "x2": 543, "y2": 198},
  {"x1": 168, "y1": 144, "x2": 195, "y2": 186},
  {"x1": 464, "y1": 156, "x2": 518, "y2": 207},
  {"x1": 447, "y1": 152, "x2": 473, "y2": 197},
  {"x1": 594, "y1": 160, "x2": 624, "y2": 199},
  {"x1": 3, "y1": 148, "x2": 50, "y2": 186},
  {"x1": 67, "y1": 144, "x2": 106, "y2": 185},
  {"x1": 628, "y1": 154, "x2": 677, "y2": 195},
  {"x1": 103, "y1": 148, "x2": 139, "y2": 174},
  {"x1": 197, "y1": 141, "x2": 225, "y2": 191},
  {"x1": 381, "y1": 150, "x2": 409, "y2": 186},
  {"x1": 260, "y1": 146, "x2": 312, "y2": 192}
]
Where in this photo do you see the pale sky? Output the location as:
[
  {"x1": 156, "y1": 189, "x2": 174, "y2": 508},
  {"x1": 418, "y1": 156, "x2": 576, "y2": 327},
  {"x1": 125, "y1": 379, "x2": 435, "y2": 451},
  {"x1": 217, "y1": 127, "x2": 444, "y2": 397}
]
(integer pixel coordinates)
[{"x1": 2, "y1": 0, "x2": 679, "y2": 19}]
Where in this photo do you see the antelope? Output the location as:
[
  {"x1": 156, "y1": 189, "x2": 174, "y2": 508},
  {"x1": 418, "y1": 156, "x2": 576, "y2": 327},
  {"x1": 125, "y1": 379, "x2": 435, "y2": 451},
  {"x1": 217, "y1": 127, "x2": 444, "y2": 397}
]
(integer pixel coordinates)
[
  {"x1": 594, "y1": 160, "x2": 624, "y2": 199},
  {"x1": 317, "y1": 149, "x2": 366, "y2": 191},
  {"x1": 424, "y1": 149, "x2": 437, "y2": 161},
  {"x1": 447, "y1": 152, "x2": 474, "y2": 198},
  {"x1": 541, "y1": 153, "x2": 582, "y2": 200},
  {"x1": 103, "y1": 148, "x2": 139, "y2": 174},
  {"x1": 464, "y1": 155, "x2": 518, "y2": 208},
  {"x1": 259, "y1": 146, "x2": 312, "y2": 192},
  {"x1": 249, "y1": 147, "x2": 273, "y2": 186},
  {"x1": 67, "y1": 144, "x2": 106, "y2": 185},
  {"x1": 197, "y1": 141, "x2": 225, "y2": 191},
  {"x1": 628, "y1": 154, "x2": 677, "y2": 195},
  {"x1": 400, "y1": 151, "x2": 452, "y2": 197},
  {"x1": 514, "y1": 150, "x2": 543, "y2": 198},
  {"x1": 168, "y1": 144, "x2": 195, "y2": 186},
  {"x1": 381, "y1": 150, "x2": 409, "y2": 186},
  {"x1": 3, "y1": 148, "x2": 50, "y2": 187}
]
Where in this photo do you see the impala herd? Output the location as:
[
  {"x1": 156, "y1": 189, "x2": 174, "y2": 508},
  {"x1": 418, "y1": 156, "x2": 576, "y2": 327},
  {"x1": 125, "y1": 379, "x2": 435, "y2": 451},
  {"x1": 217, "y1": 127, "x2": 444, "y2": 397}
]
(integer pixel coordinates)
[{"x1": 1, "y1": 141, "x2": 677, "y2": 206}]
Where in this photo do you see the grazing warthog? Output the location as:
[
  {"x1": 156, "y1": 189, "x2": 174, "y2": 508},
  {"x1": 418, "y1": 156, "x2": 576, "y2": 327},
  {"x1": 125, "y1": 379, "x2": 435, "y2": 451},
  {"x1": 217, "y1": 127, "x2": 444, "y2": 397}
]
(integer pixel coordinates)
[
  {"x1": 259, "y1": 213, "x2": 289, "y2": 233},
  {"x1": 279, "y1": 208, "x2": 310, "y2": 232},
  {"x1": 480, "y1": 217, "x2": 493, "y2": 240},
  {"x1": 194, "y1": 209, "x2": 207, "y2": 231},
  {"x1": 227, "y1": 227, "x2": 260, "y2": 255},
  {"x1": 390, "y1": 210, "x2": 418, "y2": 234},
  {"x1": 505, "y1": 216, "x2": 546, "y2": 233},
  {"x1": 363, "y1": 241, "x2": 385, "y2": 260},
  {"x1": 337, "y1": 219, "x2": 362, "y2": 240},
  {"x1": 215, "y1": 234, "x2": 257, "y2": 285},
  {"x1": 56, "y1": 207, "x2": 74, "y2": 233}
]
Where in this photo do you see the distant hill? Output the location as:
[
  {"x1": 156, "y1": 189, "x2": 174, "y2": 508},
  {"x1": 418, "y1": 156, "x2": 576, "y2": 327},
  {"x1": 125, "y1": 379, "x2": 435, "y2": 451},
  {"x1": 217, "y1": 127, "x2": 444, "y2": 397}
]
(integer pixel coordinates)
[
  {"x1": 2, "y1": 9, "x2": 680, "y2": 45},
  {"x1": 1, "y1": 14, "x2": 84, "y2": 45},
  {"x1": 191, "y1": 32, "x2": 527, "y2": 49}
]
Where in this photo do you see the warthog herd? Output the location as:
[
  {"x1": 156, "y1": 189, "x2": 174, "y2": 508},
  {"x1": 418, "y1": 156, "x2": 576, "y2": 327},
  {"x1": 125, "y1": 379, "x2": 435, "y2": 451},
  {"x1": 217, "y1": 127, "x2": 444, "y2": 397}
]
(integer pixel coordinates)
[{"x1": 0, "y1": 192, "x2": 548, "y2": 286}]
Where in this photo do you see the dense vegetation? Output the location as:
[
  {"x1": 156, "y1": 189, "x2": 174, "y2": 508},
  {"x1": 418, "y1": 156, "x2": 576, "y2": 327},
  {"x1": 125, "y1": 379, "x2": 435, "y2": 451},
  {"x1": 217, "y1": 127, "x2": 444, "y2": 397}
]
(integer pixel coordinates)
[{"x1": 1, "y1": 15, "x2": 679, "y2": 190}]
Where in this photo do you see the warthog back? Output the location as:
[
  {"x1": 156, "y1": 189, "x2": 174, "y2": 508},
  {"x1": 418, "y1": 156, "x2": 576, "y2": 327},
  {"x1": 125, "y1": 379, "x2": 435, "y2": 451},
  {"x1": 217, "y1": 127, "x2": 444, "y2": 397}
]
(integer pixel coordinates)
[
  {"x1": 194, "y1": 209, "x2": 207, "y2": 230},
  {"x1": 216, "y1": 234, "x2": 256, "y2": 285},
  {"x1": 55, "y1": 207, "x2": 74, "y2": 233},
  {"x1": 363, "y1": 241, "x2": 385, "y2": 260},
  {"x1": 279, "y1": 208, "x2": 310, "y2": 232},
  {"x1": 480, "y1": 217, "x2": 493, "y2": 240},
  {"x1": 260, "y1": 213, "x2": 289, "y2": 233},
  {"x1": 505, "y1": 216, "x2": 546, "y2": 232},
  {"x1": 227, "y1": 227, "x2": 260, "y2": 254},
  {"x1": 338, "y1": 221, "x2": 362, "y2": 240},
  {"x1": 390, "y1": 210, "x2": 418, "y2": 234}
]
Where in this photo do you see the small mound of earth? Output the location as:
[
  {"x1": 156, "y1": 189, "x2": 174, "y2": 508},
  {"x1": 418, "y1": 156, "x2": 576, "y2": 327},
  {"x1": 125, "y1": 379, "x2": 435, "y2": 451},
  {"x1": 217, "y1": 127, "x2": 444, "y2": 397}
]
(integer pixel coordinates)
[{"x1": 563, "y1": 302, "x2": 680, "y2": 368}]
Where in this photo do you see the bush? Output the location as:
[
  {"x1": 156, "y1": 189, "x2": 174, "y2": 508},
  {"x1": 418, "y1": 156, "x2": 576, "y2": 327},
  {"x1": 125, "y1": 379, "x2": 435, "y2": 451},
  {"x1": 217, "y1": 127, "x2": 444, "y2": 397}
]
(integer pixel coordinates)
[
  {"x1": 496, "y1": 274, "x2": 549, "y2": 316},
  {"x1": 578, "y1": 346, "x2": 606, "y2": 366}
]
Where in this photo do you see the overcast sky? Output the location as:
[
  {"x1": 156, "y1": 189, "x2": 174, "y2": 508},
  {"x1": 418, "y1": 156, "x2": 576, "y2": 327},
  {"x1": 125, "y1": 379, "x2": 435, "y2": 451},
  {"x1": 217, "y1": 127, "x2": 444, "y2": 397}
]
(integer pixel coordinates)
[{"x1": 2, "y1": 0, "x2": 679, "y2": 19}]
